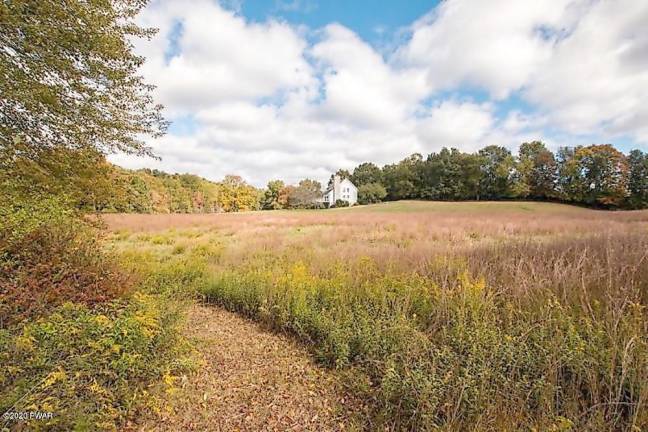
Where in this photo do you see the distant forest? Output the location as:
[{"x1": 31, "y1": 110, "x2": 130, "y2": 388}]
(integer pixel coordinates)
[{"x1": 59, "y1": 142, "x2": 648, "y2": 213}]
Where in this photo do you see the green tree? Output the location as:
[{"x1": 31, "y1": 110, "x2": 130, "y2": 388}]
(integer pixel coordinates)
[
  {"x1": 0, "y1": 0, "x2": 166, "y2": 160},
  {"x1": 263, "y1": 180, "x2": 286, "y2": 210},
  {"x1": 382, "y1": 153, "x2": 423, "y2": 200},
  {"x1": 457, "y1": 152, "x2": 484, "y2": 200},
  {"x1": 419, "y1": 148, "x2": 465, "y2": 200},
  {"x1": 357, "y1": 182, "x2": 387, "y2": 204},
  {"x1": 478, "y1": 146, "x2": 516, "y2": 199},
  {"x1": 351, "y1": 162, "x2": 382, "y2": 187},
  {"x1": 627, "y1": 150, "x2": 648, "y2": 209},
  {"x1": 558, "y1": 145, "x2": 628, "y2": 207},
  {"x1": 517, "y1": 141, "x2": 557, "y2": 199},
  {"x1": 327, "y1": 169, "x2": 352, "y2": 188}
]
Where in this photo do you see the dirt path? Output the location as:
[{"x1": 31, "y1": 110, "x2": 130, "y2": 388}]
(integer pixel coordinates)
[{"x1": 140, "y1": 304, "x2": 354, "y2": 431}]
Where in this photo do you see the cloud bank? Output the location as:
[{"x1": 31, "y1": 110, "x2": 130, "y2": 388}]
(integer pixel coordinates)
[{"x1": 110, "y1": 0, "x2": 648, "y2": 186}]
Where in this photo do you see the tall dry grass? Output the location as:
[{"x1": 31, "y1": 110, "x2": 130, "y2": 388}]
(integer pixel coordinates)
[{"x1": 106, "y1": 203, "x2": 648, "y2": 431}]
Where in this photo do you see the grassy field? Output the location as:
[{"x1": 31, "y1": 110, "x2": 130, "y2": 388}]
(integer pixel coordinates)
[{"x1": 105, "y1": 201, "x2": 648, "y2": 431}]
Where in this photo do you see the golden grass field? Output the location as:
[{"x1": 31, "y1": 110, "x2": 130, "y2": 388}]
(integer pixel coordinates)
[{"x1": 104, "y1": 201, "x2": 648, "y2": 431}]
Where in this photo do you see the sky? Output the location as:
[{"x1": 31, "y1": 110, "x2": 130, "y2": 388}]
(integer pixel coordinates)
[{"x1": 110, "y1": 0, "x2": 648, "y2": 187}]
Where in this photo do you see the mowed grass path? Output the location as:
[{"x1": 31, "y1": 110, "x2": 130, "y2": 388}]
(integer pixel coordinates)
[{"x1": 132, "y1": 305, "x2": 354, "y2": 431}]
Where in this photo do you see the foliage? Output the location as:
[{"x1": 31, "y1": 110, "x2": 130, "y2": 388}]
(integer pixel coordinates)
[
  {"x1": 517, "y1": 141, "x2": 558, "y2": 200},
  {"x1": 557, "y1": 144, "x2": 629, "y2": 206},
  {"x1": 382, "y1": 154, "x2": 423, "y2": 200},
  {"x1": 262, "y1": 180, "x2": 286, "y2": 210},
  {"x1": 286, "y1": 179, "x2": 323, "y2": 209},
  {"x1": 0, "y1": 0, "x2": 166, "y2": 157},
  {"x1": 92, "y1": 168, "x2": 262, "y2": 214},
  {"x1": 0, "y1": 294, "x2": 190, "y2": 431},
  {"x1": 0, "y1": 192, "x2": 128, "y2": 327},
  {"x1": 334, "y1": 199, "x2": 350, "y2": 208},
  {"x1": 351, "y1": 162, "x2": 382, "y2": 187},
  {"x1": 316, "y1": 142, "x2": 645, "y2": 209},
  {"x1": 357, "y1": 182, "x2": 387, "y2": 204},
  {"x1": 478, "y1": 145, "x2": 517, "y2": 199},
  {"x1": 217, "y1": 175, "x2": 261, "y2": 212},
  {"x1": 627, "y1": 149, "x2": 648, "y2": 209}
]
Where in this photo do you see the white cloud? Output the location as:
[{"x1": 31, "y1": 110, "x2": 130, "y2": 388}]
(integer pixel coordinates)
[
  {"x1": 110, "y1": 0, "x2": 648, "y2": 188},
  {"x1": 311, "y1": 24, "x2": 429, "y2": 128},
  {"x1": 524, "y1": 0, "x2": 648, "y2": 143},
  {"x1": 135, "y1": 0, "x2": 314, "y2": 115},
  {"x1": 398, "y1": 0, "x2": 574, "y2": 99}
]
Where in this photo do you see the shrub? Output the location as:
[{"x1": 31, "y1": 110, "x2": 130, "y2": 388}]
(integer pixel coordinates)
[
  {"x1": 334, "y1": 199, "x2": 350, "y2": 208},
  {"x1": 0, "y1": 293, "x2": 190, "y2": 431},
  {"x1": 0, "y1": 193, "x2": 129, "y2": 327}
]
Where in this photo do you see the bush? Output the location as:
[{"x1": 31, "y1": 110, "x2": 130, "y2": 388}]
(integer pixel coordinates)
[
  {"x1": 334, "y1": 199, "x2": 350, "y2": 208},
  {"x1": 0, "y1": 293, "x2": 190, "y2": 430},
  {"x1": 0, "y1": 193, "x2": 129, "y2": 327}
]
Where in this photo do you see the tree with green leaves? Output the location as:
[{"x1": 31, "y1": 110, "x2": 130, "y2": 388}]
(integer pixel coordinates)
[
  {"x1": 419, "y1": 148, "x2": 465, "y2": 200},
  {"x1": 478, "y1": 145, "x2": 516, "y2": 199},
  {"x1": 327, "y1": 169, "x2": 351, "y2": 188},
  {"x1": 351, "y1": 162, "x2": 382, "y2": 187},
  {"x1": 357, "y1": 182, "x2": 387, "y2": 204},
  {"x1": 0, "y1": 1, "x2": 166, "y2": 157},
  {"x1": 558, "y1": 144, "x2": 628, "y2": 207},
  {"x1": 627, "y1": 149, "x2": 648, "y2": 209},
  {"x1": 382, "y1": 153, "x2": 423, "y2": 200},
  {"x1": 517, "y1": 141, "x2": 558, "y2": 200}
]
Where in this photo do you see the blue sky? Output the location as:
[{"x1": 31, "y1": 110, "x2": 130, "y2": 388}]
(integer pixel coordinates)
[
  {"x1": 241, "y1": 0, "x2": 439, "y2": 44},
  {"x1": 111, "y1": 0, "x2": 648, "y2": 186}
]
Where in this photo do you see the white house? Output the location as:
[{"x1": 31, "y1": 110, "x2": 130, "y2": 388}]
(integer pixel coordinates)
[{"x1": 322, "y1": 175, "x2": 357, "y2": 206}]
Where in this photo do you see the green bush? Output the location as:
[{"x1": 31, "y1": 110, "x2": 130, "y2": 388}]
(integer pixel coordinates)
[
  {"x1": 0, "y1": 293, "x2": 191, "y2": 431},
  {"x1": 334, "y1": 199, "x2": 350, "y2": 208}
]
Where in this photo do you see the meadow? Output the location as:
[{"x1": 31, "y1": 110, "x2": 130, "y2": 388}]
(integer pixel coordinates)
[{"x1": 104, "y1": 201, "x2": 648, "y2": 431}]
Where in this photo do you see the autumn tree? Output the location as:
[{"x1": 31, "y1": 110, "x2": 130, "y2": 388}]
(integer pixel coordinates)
[
  {"x1": 560, "y1": 145, "x2": 629, "y2": 207},
  {"x1": 218, "y1": 175, "x2": 260, "y2": 212},
  {"x1": 262, "y1": 180, "x2": 286, "y2": 210},
  {"x1": 287, "y1": 179, "x2": 322, "y2": 209}
]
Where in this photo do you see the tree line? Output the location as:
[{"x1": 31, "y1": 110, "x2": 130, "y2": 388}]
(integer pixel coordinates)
[
  {"x1": 13, "y1": 142, "x2": 644, "y2": 214},
  {"x1": 261, "y1": 142, "x2": 647, "y2": 210}
]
